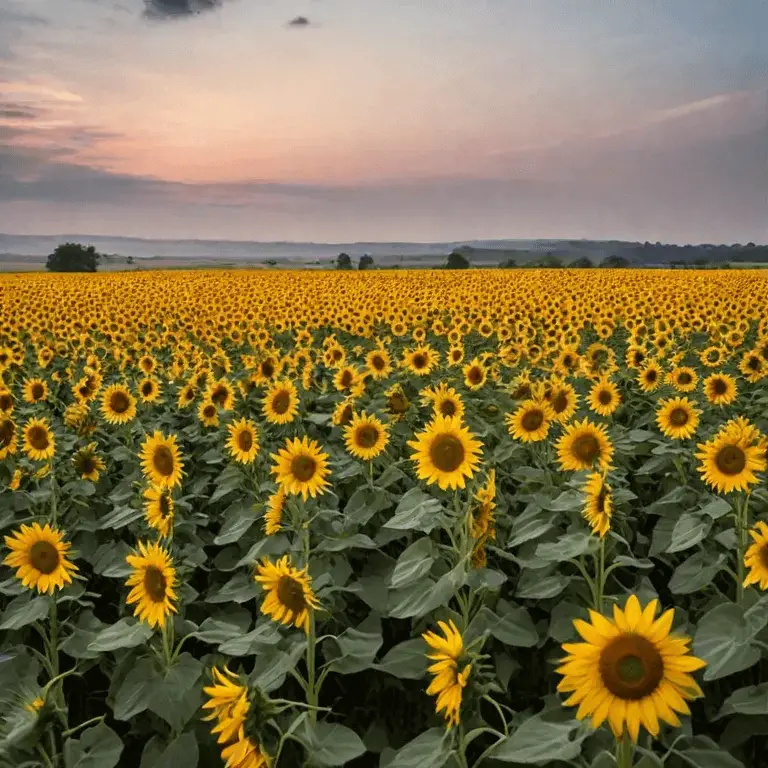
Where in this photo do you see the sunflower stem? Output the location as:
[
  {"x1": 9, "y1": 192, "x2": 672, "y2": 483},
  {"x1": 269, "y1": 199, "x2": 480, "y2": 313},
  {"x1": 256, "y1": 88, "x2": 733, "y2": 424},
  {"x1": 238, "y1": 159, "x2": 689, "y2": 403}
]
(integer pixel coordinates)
[
  {"x1": 735, "y1": 493, "x2": 750, "y2": 603},
  {"x1": 368, "y1": 460, "x2": 374, "y2": 488},
  {"x1": 306, "y1": 610, "x2": 318, "y2": 723},
  {"x1": 615, "y1": 733, "x2": 634, "y2": 767},
  {"x1": 49, "y1": 467, "x2": 58, "y2": 527},
  {"x1": 455, "y1": 721, "x2": 470, "y2": 768},
  {"x1": 596, "y1": 536, "x2": 606, "y2": 613},
  {"x1": 161, "y1": 620, "x2": 173, "y2": 668}
]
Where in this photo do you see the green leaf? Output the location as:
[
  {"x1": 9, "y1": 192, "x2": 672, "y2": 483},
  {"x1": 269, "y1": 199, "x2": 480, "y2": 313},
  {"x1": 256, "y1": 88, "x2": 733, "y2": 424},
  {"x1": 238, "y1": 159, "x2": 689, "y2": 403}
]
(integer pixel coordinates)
[
  {"x1": 328, "y1": 623, "x2": 383, "y2": 675},
  {"x1": 388, "y1": 566, "x2": 465, "y2": 619},
  {"x1": 375, "y1": 464, "x2": 406, "y2": 489},
  {"x1": 694, "y1": 603, "x2": 762, "y2": 680},
  {"x1": 699, "y1": 496, "x2": 734, "y2": 520},
  {"x1": 97, "y1": 505, "x2": 143, "y2": 530},
  {"x1": 192, "y1": 610, "x2": 252, "y2": 645},
  {"x1": 206, "y1": 572, "x2": 255, "y2": 604},
  {"x1": 516, "y1": 569, "x2": 568, "y2": 599},
  {"x1": 674, "y1": 736, "x2": 745, "y2": 767},
  {"x1": 213, "y1": 502, "x2": 256, "y2": 545},
  {"x1": 535, "y1": 532, "x2": 591, "y2": 562},
  {"x1": 718, "y1": 682, "x2": 768, "y2": 718},
  {"x1": 489, "y1": 601, "x2": 538, "y2": 647},
  {"x1": 492, "y1": 715, "x2": 587, "y2": 763},
  {"x1": 508, "y1": 505, "x2": 555, "y2": 547},
  {"x1": 0, "y1": 594, "x2": 50, "y2": 631},
  {"x1": 113, "y1": 657, "x2": 158, "y2": 721},
  {"x1": 88, "y1": 618, "x2": 153, "y2": 652},
  {"x1": 383, "y1": 728, "x2": 452, "y2": 768},
  {"x1": 316, "y1": 533, "x2": 378, "y2": 552},
  {"x1": 143, "y1": 733, "x2": 198, "y2": 768},
  {"x1": 218, "y1": 621, "x2": 281, "y2": 656},
  {"x1": 384, "y1": 488, "x2": 445, "y2": 533},
  {"x1": 666, "y1": 512, "x2": 711, "y2": 554},
  {"x1": 295, "y1": 721, "x2": 366, "y2": 766},
  {"x1": 546, "y1": 490, "x2": 583, "y2": 512},
  {"x1": 669, "y1": 552, "x2": 726, "y2": 595},
  {"x1": 64, "y1": 723, "x2": 123, "y2": 768},
  {"x1": 375, "y1": 638, "x2": 427, "y2": 679},
  {"x1": 148, "y1": 653, "x2": 203, "y2": 732},
  {"x1": 390, "y1": 538, "x2": 434, "y2": 589}
]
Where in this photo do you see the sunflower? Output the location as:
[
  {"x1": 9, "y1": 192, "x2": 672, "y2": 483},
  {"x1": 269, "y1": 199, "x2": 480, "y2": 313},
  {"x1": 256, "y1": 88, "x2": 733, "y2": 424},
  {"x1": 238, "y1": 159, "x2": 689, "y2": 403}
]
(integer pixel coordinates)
[
  {"x1": 408, "y1": 415, "x2": 483, "y2": 491},
  {"x1": 8, "y1": 468, "x2": 22, "y2": 491},
  {"x1": 100, "y1": 384, "x2": 137, "y2": 425},
  {"x1": 0, "y1": 387, "x2": 14, "y2": 414},
  {"x1": 3, "y1": 523, "x2": 78, "y2": 594},
  {"x1": 366, "y1": 348, "x2": 393, "y2": 379},
  {"x1": 143, "y1": 485, "x2": 175, "y2": 538},
  {"x1": 138, "y1": 377, "x2": 162, "y2": 403},
  {"x1": 505, "y1": 400, "x2": 553, "y2": 443},
  {"x1": 227, "y1": 418, "x2": 260, "y2": 464},
  {"x1": 403, "y1": 345, "x2": 438, "y2": 376},
  {"x1": 333, "y1": 365, "x2": 362, "y2": 393},
  {"x1": 695, "y1": 428, "x2": 766, "y2": 494},
  {"x1": 637, "y1": 362, "x2": 663, "y2": 393},
  {"x1": 270, "y1": 436, "x2": 331, "y2": 499},
  {"x1": 385, "y1": 383, "x2": 410, "y2": 421},
  {"x1": 124, "y1": 540, "x2": 178, "y2": 629},
  {"x1": 422, "y1": 620, "x2": 472, "y2": 729},
  {"x1": 656, "y1": 397, "x2": 700, "y2": 440},
  {"x1": 202, "y1": 666, "x2": 250, "y2": 745},
  {"x1": 744, "y1": 521, "x2": 768, "y2": 591},
  {"x1": 263, "y1": 380, "x2": 299, "y2": 424},
  {"x1": 447, "y1": 345, "x2": 464, "y2": 367},
  {"x1": 0, "y1": 414, "x2": 18, "y2": 459},
  {"x1": 470, "y1": 470, "x2": 497, "y2": 567},
  {"x1": 462, "y1": 357, "x2": 488, "y2": 390},
  {"x1": 556, "y1": 595, "x2": 706, "y2": 742},
  {"x1": 344, "y1": 411, "x2": 389, "y2": 461},
  {"x1": 198, "y1": 398, "x2": 219, "y2": 427},
  {"x1": 139, "y1": 431, "x2": 185, "y2": 490},
  {"x1": 23, "y1": 378, "x2": 48, "y2": 404},
  {"x1": 72, "y1": 442, "x2": 106, "y2": 481},
  {"x1": 547, "y1": 382, "x2": 579, "y2": 423},
  {"x1": 264, "y1": 487, "x2": 286, "y2": 535},
  {"x1": 556, "y1": 418, "x2": 614, "y2": 472},
  {"x1": 739, "y1": 350, "x2": 765, "y2": 383},
  {"x1": 207, "y1": 378, "x2": 236, "y2": 411},
  {"x1": 332, "y1": 396, "x2": 356, "y2": 427},
  {"x1": 22, "y1": 417, "x2": 55, "y2": 461},
  {"x1": 582, "y1": 472, "x2": 612, "y2": 537},
  {"x1": 254, "y1": 555, "x2": 320, "y2": 633},
  {"x1": 421, "y1": 383, "x2": 465, "y2": 421},
  {"x1": 177, "y1": 383, "x2": 197, "y2": 408},
  {"x1": 703, "y1": 373, "x2": 737, "y2": 406},
  {"x1": 667, "y1": 367, "x2": 698, "y2": 393},
  {"x1": 587, "y1": 377, "x2": 621, "y2": 417}
]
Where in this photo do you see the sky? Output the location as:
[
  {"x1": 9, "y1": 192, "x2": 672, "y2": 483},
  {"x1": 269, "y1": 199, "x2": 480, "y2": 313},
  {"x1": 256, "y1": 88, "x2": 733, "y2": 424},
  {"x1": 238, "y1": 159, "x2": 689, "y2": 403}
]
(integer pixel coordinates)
[{"x1": 0, "y1": 0, "x2": 766, "y2": 243}]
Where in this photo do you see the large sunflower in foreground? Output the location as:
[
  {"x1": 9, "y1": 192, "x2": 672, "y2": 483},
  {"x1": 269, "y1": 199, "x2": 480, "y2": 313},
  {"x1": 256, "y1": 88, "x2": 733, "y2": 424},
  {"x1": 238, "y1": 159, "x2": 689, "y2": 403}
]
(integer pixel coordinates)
[
  {"x1": 422, "y1": 620, "x2": 471, "y2": 729},
  {"x1": 556, "y1": 418, "x2": 614, "y2": 472},
  {"x1": 344, "y1": 411, "x2": 389, "y2": 461},
  {"x1": 263, "y1": 379, "x2": 299, "y2": 424},
  {"x1": 505, "y1": 399, "x2": 553, "y2": 443},
  {"x1": 227, "y1": 418, "x2": 260, "y2": 464},
  {"x1": 408, "y1": 415, "x2": 483, "y2": 491},
  {"x1": 100, "y1": 383, "x2": 137, "y2": 425},
  {"x1": 124, "y1": 540, "x2": 178, "y2": 629},
  {"x1": 695, "y1": 427, "x2": 766, "y2": 494},
  {"x1": 143, "y1": 485, "x2": 175, "y2": 538},
  {"x1": 139, "y1": 431, "x2": 185, "y2": 490},
  {"x1": 656, "y1": 397, "x2": 700, "y2": 440},
  {"x1": 556, "y1": 595, "x2": 706, "y2": 742},
  {"x1": 254, "y1": 555, "x2": 320, "y2": 633},
  {"x1": 4, "y1": 522, "x2": 78, "y2": 594},
  {"x1": 22, "y1": 418, "x2": 55, "y2": 461},
  {"x1": 270, "y1": 436, "x2": 331, "y2": 499},
  {"x1": 744, "y1": 521, "x2": 768, "y2": 591},
  {"x1": 582, "y1": 472, "x2": 612, "y2": 537}
]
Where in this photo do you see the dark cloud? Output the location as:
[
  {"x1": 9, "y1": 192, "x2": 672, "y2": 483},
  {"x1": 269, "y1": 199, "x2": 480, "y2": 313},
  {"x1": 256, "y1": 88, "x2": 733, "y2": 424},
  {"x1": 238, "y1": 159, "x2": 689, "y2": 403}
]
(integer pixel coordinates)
[
  {"x1": 0, "y1": 102, "x2": 42, "y2": 120},
  {"x1": 143, "y1": 0, "x2": 223, "y2": 19},
  {"x1": 287, "y1": 16, "x2": 311, "y2": 27}
]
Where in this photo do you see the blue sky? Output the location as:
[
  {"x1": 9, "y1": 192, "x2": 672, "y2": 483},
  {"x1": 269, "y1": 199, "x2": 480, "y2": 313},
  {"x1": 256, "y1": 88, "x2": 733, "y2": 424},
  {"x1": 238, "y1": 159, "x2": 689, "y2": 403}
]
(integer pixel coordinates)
[{"x1": 0, "y1": 0, "x2": 766, "y2": 242}]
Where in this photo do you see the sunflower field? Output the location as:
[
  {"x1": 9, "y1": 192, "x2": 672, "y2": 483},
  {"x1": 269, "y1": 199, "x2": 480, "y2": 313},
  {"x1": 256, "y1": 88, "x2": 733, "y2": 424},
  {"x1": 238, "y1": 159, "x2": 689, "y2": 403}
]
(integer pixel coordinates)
[{"x1": 1, "y1": 268, "x2": 768, "y2": 768}]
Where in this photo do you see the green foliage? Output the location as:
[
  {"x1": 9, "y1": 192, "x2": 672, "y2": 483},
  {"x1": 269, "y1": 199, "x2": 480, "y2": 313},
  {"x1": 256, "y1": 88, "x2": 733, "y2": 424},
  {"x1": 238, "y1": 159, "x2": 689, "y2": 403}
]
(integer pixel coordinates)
[
  {"x1": 45, "y1": 242, "x2": 99, "y2": 272},
  {"x1": 445, "y1": 250, "x2": 470, "y2": 269}
]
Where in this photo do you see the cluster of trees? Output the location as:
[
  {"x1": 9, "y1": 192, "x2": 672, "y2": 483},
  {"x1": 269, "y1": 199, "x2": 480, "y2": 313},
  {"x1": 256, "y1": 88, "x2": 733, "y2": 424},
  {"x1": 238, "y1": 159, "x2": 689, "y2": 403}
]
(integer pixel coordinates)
[
  {"x1": 46, "y1": 243, "x2": 100, "y2": 272},
  {"x1": 336, "y1": 253, "x2": 375, "y2": 270}
]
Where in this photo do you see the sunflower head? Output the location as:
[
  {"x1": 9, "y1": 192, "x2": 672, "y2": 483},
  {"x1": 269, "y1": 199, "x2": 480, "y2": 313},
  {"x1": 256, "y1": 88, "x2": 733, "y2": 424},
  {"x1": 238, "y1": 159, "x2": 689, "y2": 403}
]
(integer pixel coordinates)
[
  {"x1": 344, "y1": 411, "x2": 389, "y2": 461},
  {"x1": 139, "y1": 431, "x2": 185, "y2": 490},
  {"x1": 3, "y1": 522, "x2": 78, "y2": 594},
  {"x1": 254, "y1": 555, "x2": 320, "y2": 633},
  {"x1": 125, "y1": 540, "x2": 178, "y2": 629}
]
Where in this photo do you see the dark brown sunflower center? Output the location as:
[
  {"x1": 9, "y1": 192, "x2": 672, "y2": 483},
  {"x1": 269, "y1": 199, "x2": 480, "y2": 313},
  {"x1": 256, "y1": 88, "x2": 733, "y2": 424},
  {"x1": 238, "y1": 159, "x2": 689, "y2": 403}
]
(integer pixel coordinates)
[
  {"x1": 237, "y1": 430, "x2": 254, "y2": 452},
  {"x1": 747, "y1": 357, "x2": 760, "y2": 371},
  {"x1": 291, "y1": 455, "x2": 317, "y2": 482},
  {"x1": 142, "y1": 382, "x2": 153, "y2": 396},
  {"x1": 28, "y1": 426, "x2": 50, "y2": 451},
  {"x1": 211, "y1": 386, "x2": 228, "y2": 405},
  {"x1": 712, "y1": 379, "x2": 728, "y2": 395},
  {"x1": 412, "y1": 354, "x2": 427, "y2": 369},
  {"x1": 595, "y1": 485, "x2": 609, "y2": 514},
  {"x1": 331, "y1": 350, "x2": 342, "y2": 362},
  {"x1": 563, "y1": 355, "x2": 574, "y2": 368},
  {"x1": 79, "y1": 454, "x2": 97, "y2": 475},
  {"x1": 30, "y1": 541, "x2": 60, "y2": 574},
  {"x1": 152, "y1": 446, "x2": 175, "y2": 477},
  {"x1": 355, "y1": 425, "x2": 379, "y2": 449},
  {"x1": 552, "y1": 392, "x2": 568, "y2": 413},
  {"x1": 203, "y1": 405, "x2": 216, "y2": 419},
  {"x1": 339, "y1": 405, "x2": 353, "y2": 424},
  {"x1": 439, "y1": 399, "x2": 457, "y2": 417},
  {"x1": 521, "y1": 409, "x2": 544, "y2": 432},
  {"x1": 572, "y1": 434, "x2": 600, "y2": 464},
  {"x1": 0, "y1": 420, "x2": 14, "y2": 446},
  {"x1": 261, "y1": 361, "x2": 275, "y2": 377},
  {"x1": 389, "y1": 393, "x2": 408, "y2": 413},
  {"x1": 513, "y1": 384, "x2": 531, "y2": 400},
  {"x1": 340, "y1": 371, "x2": 354, "y2": 387},
  {"x1": 598, "y1": 390, "x2": 613, "y2": 405},
  {"x1": 644, "y1": 369, "x2": 657, "y2": 384},
  {"x1": 677, "y1": 372, "x2": 692, "y2": 385},
  {"x1": 143, "y1": 566, "x2": 167, "y2": 602},
  {"x1": 451, "y1": 350, "x2": 462, "y2": 361},
  {"x1": 31, "y1": 383, "x2": 45, "y2": 399},
  {"x1": 272, "y1": 390, "x2": 291, "y2": 414},
  {"x1": 372, "y1": 355, "x2": 385, "y2": 370},
  {"x1": 599, "y1": 634, "x2": 664, "y2": 700},
  {"x1": 0, "y1": 393, "x2": 12, "y2": 410},
  {"x1": 276, "y1": 575, "x2": 307, "y2": 614},
  {"x1": 633, "y1": 351, "x2": 645, "y2": 366},
  {"x1": 669, "y1": 408, "x2": 689, "y2": 427},
  {"x1": 467, "y1": 366, "x2": 483, "y2": 384},
  {"x1": 185, "y1": 388, "x2": 195, "y2": 401},
  {"x1": 159, "y1": 494, "x2": 172, "y2": 516},
  {"x1": 715, "y1": 445, "x2": 746, "y2": 476},
  {"x1": 430, "y1": 434, "x2": 465, "y2": 473},
  {"x1": 110, "y1": 389, "x2": 131, "y2": 413}
]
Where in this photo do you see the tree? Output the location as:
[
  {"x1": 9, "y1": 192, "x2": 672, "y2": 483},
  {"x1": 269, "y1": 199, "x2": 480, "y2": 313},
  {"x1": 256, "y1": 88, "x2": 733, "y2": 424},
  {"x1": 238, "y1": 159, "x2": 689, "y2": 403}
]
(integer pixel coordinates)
[
  {"x1": 46, "y1": 242, "x2": 99, "y2": 272},
  {"x1": 569, "y1": 256, "x2": 593, "y2": 268},
  {"x1": 601, "y1": 254, "x2": 629, "y2": 268},
  {"x1": 336, "y1": 252, "x2": 352, "y2": 270},
  {"x1": 358, "y1": 254, "x2": 374, "y2": 270},
  {"x1": 537, "y1": 253, "x2": 563, "y2": 268},
  {"x1": 126, "y1": 256, "x2": 134, "y2": 265},
  {"x1": 445, "y1": 250, "x2": 470, "y2": 269}
]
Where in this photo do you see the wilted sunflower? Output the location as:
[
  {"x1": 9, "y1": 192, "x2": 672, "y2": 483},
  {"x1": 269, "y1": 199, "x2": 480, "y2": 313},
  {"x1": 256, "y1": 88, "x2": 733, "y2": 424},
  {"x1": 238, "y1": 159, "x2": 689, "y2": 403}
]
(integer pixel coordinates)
[
  {"x1": 270, "y1": 436, "x2": 331, "y2": 499},
  {"x1": 72, "y1": 442, "x2": 106, "y2": 481},
  {"x1": 656, "y1": 397, "x2": 700, "y2": 440},
  {"x1": 637, "y1": 362, "x2": 663, "y2": 393},
  {"x1": 556, "y1": 418, "x2": 614, "y2": 472},
  {"x1": 227, "y1": 418, "x2": 260, "y2": 464},
  {"x1": 463, "y1": 357, "x2": 488, "y2": 390},
  {"x1": 22, "y1": 417, "x2": 55, "y2": 461},
  {"x1": 667, "y1": 367, "x2": 698, "y2": 393},
  {"x1": 3, "y1": 522, "x2": 78, "y2": 594},
  {"x1": 143, "y1": 485, "x2": 175, "y2": 538},
  {"x1": 505, "y1": 400, "x2": 553, "y2": 443},
  {"x1": 366, "y1": 348, "x2": 393, "y2": 379},
  {"x1": 344, "y1": 411, "x2": 389, "y2": 461},
  {"x1": 0, "y1": 414, "x2": 18, "y2": 459},
  {"x1": 263, "y1": 379, "x2": 299, "y2": 424},
  {"x1": 198, "y1": 398, "x2": 220, "y2": 427},
  {"x1": 587, "y1": 377, "x2": 621, "y2": 417},
  {"x1": 386, "y1": 383, "x2": 410, "y2": 420},
  {"x1": 556, "y1": 595, "x2": 706, "y2": 742},
  {"x1": 695, "y1": 427, "x2": 766, "y2": 494},
  {"x1": 124, "y1": 540, "x2": 178, "y2": 629},
  {"x1": 254, "y1": 555, "x2": 320, "y2": 632},
  {"x1": 100, "y1": 384, "x2": 137, "y2": 425},
  {"x1": 744, "y1": 521, "x2": 768, "y2": 591},
  {"x1": 264, "y1": 487, "x2": 286, "y2": 535},
  {"x1": 138, "y1": 377, "x2": 162, "y2": 403},
  {"x1": 139, "y1": 431, "x2": 185, "y2": 490},
  {"x1": 408, "y1": 414, "x2": 482, "y2": 491},
  {"x1": 423, "y1": 620, "x2": 471, "y2": 729},
  {"x1": 582, "y1": 472, "x2": 612, "y2": 537},
  {"x1": 703, "y1": 373, "x2": 737, "y2": 406},
  {"x1": 23, "y1": 378, "x2": 48, "y2": 404}
]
